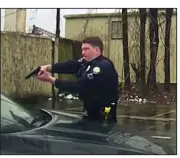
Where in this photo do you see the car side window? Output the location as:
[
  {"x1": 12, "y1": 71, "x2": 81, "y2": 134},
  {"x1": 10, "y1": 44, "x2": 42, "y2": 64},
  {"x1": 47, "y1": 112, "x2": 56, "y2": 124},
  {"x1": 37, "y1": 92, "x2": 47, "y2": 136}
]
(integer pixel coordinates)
[
  {"x1": 1, "y1": 99, "x2": 30, "y2": 121},
  {"x1": 1, "y1": 95, "x2": 32, "y2": 133},
  {"x1": 1, "y1": 117, "x2": 28, "y2": 133}
]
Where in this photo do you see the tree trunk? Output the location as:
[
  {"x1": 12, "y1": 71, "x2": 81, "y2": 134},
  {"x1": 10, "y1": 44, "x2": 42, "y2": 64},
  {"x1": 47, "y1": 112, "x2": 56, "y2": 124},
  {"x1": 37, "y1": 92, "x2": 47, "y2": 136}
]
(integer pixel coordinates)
[
  {"x1": 122, "y1": 9, "x2": 131, "y2": 88},
  {"x1": 131, "y1": 63, "x2": 140, "y2": 84},
  {"x1": 139, "y1": 9, "x2": 147, "y2": 92},
  {"x1": 164, "y1": 9, "x2": 173, "y2": 92},
  {"x1": 147, "y1": 9, "x2": 159, "y2": 90}
]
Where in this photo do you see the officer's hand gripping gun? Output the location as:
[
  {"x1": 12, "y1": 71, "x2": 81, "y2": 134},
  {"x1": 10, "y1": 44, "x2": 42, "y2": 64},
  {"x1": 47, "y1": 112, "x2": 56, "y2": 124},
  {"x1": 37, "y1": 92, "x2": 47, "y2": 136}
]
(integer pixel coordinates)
[{"x1": 25, "y1": 66, "x2": 42, "y2": 79}]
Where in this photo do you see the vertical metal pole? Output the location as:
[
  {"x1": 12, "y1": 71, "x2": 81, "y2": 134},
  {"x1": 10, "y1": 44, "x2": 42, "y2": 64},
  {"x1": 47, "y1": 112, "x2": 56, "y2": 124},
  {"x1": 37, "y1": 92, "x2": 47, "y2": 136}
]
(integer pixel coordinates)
[
  {"x1": 56, "y1": 9, "x2": 61, "y2": 81},
  {"x1": 56, "y1": 9, "x2": 60, "y2": 39},
  {"x1": 52, "y1": 9, "x2": 60, "y2": 109},
  {"x1": 52, "y1": 40, "x2": 56, "y2": 109}
]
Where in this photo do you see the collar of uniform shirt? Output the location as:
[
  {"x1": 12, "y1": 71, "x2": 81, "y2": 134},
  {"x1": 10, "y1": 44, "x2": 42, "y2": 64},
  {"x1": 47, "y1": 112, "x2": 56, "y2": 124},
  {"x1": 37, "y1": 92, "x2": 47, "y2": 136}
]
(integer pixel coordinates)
[{"x1": 87, "y1": 54, "x2": 103, "y2": 64}]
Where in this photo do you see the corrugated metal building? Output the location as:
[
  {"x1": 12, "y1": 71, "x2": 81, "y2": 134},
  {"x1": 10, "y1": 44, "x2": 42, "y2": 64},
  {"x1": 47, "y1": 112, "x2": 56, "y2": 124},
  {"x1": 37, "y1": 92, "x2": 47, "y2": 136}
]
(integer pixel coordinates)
[{"x1": 64, "y1": 11, "x2": 177, "y2": 83}]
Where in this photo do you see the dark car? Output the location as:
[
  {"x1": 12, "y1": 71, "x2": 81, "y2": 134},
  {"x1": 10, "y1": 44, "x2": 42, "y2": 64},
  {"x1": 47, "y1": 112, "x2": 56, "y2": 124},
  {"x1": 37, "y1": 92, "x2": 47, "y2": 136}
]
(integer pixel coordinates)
[{"x1": 1, "y1": 94, "x2": 167, "y2": 155}]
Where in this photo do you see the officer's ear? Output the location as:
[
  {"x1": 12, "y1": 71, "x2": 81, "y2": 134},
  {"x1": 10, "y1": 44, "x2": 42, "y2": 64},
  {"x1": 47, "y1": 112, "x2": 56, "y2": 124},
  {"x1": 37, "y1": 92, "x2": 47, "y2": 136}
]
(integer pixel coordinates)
[{"x1": 94, "y1": 47, "x2": 101, "y2": 54}]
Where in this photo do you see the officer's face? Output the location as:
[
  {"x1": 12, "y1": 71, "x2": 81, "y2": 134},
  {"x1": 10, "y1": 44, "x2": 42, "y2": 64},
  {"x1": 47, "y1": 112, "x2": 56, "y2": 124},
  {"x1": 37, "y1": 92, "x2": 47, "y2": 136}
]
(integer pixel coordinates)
[{"x1": 82, "y1": 43, "x2": 100, "y2": 61}]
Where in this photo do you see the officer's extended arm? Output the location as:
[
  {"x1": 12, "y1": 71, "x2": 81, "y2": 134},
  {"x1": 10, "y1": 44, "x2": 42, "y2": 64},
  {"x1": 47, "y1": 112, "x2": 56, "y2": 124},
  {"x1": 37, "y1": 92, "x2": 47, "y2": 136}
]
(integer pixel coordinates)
[
  {"x1": 53, "y1": 61, "x2": 113, "y2": 94},
  {"x1": 46, "y1": 60, "x2": 81, "y2": 74}
]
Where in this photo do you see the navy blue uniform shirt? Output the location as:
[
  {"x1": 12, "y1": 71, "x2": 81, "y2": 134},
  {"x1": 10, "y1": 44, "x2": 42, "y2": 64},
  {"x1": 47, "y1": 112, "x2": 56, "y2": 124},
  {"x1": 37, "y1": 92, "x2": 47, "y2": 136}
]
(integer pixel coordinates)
[{"x1": 52, "y1": 55, "x2": 119, "y2": 121}]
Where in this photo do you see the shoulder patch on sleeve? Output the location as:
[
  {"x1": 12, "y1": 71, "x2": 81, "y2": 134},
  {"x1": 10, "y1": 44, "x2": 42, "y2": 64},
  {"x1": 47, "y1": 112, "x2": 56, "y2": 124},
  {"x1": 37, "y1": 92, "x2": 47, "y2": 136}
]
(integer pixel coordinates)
[{"x1": 93, "y1": 67, "x2": 101, "y2": 74}]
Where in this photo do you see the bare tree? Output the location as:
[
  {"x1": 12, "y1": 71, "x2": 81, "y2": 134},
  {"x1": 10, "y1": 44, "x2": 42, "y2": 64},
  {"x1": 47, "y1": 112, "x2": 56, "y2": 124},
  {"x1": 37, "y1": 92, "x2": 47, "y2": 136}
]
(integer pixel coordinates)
[
  {"x1": 164, "y1": 9, "x2": 173, "y2": 92},
  {"x1": 130, "y1": 11, "x2": 141, "y2": 85},
  {"x1": 139, "y1": 9, "x2": 147, "y2": 91},
  {"x1": 122, "y1": 9, "x2": 131, "y2": 87},
  {"x1": 147, "y1": 9, "x2": 159, "y2": 90}
]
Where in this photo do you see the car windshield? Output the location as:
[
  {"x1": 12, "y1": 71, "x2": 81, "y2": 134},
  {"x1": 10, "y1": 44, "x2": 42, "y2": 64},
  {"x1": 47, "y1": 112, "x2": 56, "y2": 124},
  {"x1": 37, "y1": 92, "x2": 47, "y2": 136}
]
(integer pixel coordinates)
[{"x1": 1, "y1": 94, "x2": 47, "y2": 133}]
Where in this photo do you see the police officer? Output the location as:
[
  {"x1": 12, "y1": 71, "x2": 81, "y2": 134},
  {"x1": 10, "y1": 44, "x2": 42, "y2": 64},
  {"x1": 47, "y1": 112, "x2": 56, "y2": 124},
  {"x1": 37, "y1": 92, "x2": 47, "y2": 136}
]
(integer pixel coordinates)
[{"x1": 36, "y1": 36, "x2": 119, "y2": 122}]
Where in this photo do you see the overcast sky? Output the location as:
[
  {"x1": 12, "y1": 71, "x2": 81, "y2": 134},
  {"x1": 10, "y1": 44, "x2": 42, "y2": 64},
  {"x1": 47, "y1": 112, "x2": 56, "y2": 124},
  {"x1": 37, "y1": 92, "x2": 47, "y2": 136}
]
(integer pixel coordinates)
[{"x1": 1, "y1": 9, "x2": 117, "y2": 37}]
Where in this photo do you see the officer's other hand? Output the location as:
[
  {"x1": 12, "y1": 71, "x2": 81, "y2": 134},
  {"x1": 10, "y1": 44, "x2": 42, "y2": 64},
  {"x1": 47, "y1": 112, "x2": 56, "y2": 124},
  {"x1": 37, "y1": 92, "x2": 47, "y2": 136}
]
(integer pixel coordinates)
[{"x1": 38, "y1": 64, "x2": 51, "y2": 75}]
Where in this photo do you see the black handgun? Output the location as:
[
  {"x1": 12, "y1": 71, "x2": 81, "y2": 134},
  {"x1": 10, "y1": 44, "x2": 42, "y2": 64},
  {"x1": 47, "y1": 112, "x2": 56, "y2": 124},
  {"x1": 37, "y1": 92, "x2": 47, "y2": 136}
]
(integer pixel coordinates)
[{"x1": 25, "y1": 66, "x2": 41, "y2": 79}]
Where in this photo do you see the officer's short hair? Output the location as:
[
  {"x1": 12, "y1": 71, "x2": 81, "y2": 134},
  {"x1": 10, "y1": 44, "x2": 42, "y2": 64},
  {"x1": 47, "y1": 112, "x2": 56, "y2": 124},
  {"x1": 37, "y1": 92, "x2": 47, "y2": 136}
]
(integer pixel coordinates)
[{"x1": 82, "y1": 36, "x2": 103, "y2": 53}]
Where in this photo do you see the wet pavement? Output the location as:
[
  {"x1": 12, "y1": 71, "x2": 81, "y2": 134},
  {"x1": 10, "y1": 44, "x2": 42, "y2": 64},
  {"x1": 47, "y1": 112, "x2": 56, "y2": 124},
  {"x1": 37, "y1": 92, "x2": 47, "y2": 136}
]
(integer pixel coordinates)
[{"x1": 14, "y1": 96, "x2": 177, "y2": 154}]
